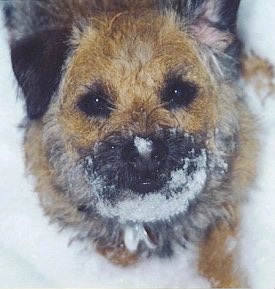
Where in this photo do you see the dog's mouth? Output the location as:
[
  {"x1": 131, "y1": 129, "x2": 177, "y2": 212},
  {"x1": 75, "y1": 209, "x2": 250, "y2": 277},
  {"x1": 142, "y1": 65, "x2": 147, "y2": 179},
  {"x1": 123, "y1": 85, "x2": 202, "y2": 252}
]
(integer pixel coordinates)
[
  {"x1": 93, "y1": 149, "x2": 207, "y2": 222},
  {"x1": 128, "y1": 170, "x2": 166, "y2": 194},
  {"x1": 82, "y1": 131, "x2": 208, "y2": 225}
]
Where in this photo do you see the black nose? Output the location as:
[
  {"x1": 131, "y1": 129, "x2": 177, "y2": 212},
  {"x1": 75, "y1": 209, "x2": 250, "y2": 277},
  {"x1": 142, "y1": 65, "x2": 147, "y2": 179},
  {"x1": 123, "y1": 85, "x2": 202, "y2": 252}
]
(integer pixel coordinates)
[
  {"x1": 121, "y1": 137, "x2": 169, "y2": 193},
  {"x1": 122, "y1": 137, "x2": 168, "y2": 171}
]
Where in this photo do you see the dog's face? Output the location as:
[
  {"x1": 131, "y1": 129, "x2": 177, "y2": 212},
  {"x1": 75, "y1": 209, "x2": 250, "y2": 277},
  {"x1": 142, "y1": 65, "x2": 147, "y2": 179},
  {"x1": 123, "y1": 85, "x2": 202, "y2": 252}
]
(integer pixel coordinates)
[
  {"x1": 58, "y1": 12, "x2": 216, "y2": 217},
  {"x1": 43, "y1": 10, "x2": 237, "y2": 253},
  {"x1": 6, "y1": 0, "x2": 248, "y2": 257}
]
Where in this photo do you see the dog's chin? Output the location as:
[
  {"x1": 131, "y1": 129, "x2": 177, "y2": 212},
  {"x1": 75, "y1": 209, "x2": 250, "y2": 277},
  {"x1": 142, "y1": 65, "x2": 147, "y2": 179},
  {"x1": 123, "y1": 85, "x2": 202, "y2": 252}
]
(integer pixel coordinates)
[
  {"x1": 72, "y1": 133, "x2": 218, "y2": 255},
  {"x1": 93, "y1": 149, "x2": 207, "y2": 224},
  {"x1": 87, "y1": 150, "x2": 207, "y2": 253}
]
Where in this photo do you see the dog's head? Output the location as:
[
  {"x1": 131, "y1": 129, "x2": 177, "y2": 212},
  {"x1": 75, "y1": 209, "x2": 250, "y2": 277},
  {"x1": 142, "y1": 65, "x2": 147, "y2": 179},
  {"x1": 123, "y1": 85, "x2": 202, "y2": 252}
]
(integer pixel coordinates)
[{"x1": 7, "y1": 0, "x2": 244, "y2": 256}]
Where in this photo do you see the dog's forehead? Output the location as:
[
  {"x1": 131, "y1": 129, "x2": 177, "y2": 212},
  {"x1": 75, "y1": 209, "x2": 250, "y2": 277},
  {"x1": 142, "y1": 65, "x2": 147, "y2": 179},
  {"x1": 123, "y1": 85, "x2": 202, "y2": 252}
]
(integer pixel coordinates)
[
  {"x1": 57, "y1": 10, "x2": 217, "y2": 145},
  {"x1": 64, "y1": 11, "x2": 207, "y2": 97}
]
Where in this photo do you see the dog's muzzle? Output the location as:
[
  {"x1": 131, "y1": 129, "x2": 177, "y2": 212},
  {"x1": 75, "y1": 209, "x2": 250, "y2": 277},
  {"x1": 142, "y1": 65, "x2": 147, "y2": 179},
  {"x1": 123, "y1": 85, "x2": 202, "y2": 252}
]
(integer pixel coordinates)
[
  {"x1": 80, "y1": 130, "x2": 209, "y2": 252},
  {"x1": 83, "y1": 130, "x2": 208, "y2": 223},
  {"x1": 92, "y1": 132, "x2": 205, "y2": 194},
  {"x1": 120, "y1": 136, "x2": 169, "y2": 193}
]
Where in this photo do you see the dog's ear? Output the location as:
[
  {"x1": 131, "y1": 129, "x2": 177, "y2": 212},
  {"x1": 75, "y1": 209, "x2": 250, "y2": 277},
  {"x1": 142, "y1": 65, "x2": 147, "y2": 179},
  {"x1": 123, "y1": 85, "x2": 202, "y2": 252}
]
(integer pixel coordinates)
[
  {"x1": 11, "y1": 29, "x2": 70, "y2": 119},
  {"x1": 165, "y1": 0, "x2": 240, "y2": 50}
]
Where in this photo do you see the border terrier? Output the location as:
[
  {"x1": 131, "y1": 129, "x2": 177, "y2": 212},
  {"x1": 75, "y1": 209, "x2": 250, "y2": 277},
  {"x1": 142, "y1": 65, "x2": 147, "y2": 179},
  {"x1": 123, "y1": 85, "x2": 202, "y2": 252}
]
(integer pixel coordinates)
[{"x1": 3, "y1": 0, "x2": 257, "y2": 287}]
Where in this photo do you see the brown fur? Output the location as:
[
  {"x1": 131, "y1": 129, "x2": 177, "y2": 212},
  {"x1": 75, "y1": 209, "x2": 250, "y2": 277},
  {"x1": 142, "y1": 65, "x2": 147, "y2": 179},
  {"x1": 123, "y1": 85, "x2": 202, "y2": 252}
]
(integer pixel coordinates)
[
  {"x1": 198, "y1": 107, "x2": 257, "y2": 286},
  {"x1": 241, "y1": 55, "x2": 275, "y2": 102},
  {"x1": 199, "y1": 222, "x2": 242, "y2": 287},
  {"x1": 59, "y1": 12, "x2": 217, "y2": 147}
]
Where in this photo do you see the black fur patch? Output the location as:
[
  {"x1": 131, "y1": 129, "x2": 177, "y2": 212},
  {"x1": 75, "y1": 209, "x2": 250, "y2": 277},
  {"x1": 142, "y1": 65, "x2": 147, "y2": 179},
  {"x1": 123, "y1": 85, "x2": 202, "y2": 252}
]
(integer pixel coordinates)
[
  {"x1": 218, "y1": 0, "x2": 241, "y2": 33},
  {"x1": 10, "y1": 29, "x2": 70, "y2": 119},
  {"x1": 3, "y1": 3, "x2": 13, "y2": 28},
  {"x1": 160, "y1": 0, "x2": 241, "y2": 33}
]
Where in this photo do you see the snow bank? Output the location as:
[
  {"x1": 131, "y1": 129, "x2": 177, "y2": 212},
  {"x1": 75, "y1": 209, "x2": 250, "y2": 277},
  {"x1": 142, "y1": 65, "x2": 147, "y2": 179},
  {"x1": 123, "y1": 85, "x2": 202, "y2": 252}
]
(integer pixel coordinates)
[
  {"x1": 240, "y1": 92, "x2": 275, "y2": 289},
  {"x1": 237, "y1": 1, "x2": 275, "y2": 288},
  {"x1": 238, "y1": 0, "x2": 275, "y2": 66}
]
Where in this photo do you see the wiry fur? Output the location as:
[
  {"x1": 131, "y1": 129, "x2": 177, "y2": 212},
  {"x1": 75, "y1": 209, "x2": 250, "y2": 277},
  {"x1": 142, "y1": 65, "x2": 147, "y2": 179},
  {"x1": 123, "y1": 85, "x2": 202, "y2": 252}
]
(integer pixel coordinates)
[{"x1": 3, "y1": 0, "x2": 257, "y2": 287}]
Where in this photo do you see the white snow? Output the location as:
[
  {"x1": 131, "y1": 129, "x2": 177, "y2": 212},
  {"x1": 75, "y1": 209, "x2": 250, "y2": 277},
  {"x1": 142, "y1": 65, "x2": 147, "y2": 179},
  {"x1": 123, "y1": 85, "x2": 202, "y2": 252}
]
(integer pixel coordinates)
[
  {"x1": 96, "y1": 151, "x2": 207, "y2": 223},
  {"x1": 240, "y1": 122, "x2": 275, "y2": 289},
  {"x1": 1, "y1": 1, "x2": 275, "y2": 288},
  {"x1": 134, "y1": 136, "x2": 153, "y2": 157},
  {"x1": 238, "y1": 0, "x2": 275, "y2": 66},
  {"x1": 238, "y1": 65, "x2": 275, "y2": 289},
  {"x1": 236, "y1": 2, "x2": 275, "y2": 288}
]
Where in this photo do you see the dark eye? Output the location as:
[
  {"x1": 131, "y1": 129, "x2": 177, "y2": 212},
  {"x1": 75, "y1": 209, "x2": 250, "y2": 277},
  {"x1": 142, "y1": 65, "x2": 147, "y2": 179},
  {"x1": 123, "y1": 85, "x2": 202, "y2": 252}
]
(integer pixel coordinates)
[
  {"x1": 162, "y1": 78, "x2": 198, "y2": 109},
  {"x1": 77, "y1": 86, "x2": 113, "y2": 118}
]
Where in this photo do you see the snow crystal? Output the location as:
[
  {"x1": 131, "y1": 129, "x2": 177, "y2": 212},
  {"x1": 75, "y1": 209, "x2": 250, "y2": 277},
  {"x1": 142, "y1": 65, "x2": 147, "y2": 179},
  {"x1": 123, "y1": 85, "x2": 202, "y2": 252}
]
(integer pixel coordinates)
[{"x1": 134, "y1": 136, "x2": 153, "y2": 157}]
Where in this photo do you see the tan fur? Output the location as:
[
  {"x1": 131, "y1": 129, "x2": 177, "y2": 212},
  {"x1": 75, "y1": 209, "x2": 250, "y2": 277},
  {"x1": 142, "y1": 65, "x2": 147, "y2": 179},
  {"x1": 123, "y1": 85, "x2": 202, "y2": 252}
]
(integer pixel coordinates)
[
  {"x1": 59, "y1": 12, "x2": 217, "y2": 149},
  {"x1": 198, "y1": 222, "x2": 242, "y2": 287},
  {"x1": 25, "y1": 122, "x2": 83, "y2": 224},
  {"x1": 198, "y1": 105, "x2": 257, "y2": 287},
  {"x1": 241, "y1": 55, "x2": 275, "y2": 102}
]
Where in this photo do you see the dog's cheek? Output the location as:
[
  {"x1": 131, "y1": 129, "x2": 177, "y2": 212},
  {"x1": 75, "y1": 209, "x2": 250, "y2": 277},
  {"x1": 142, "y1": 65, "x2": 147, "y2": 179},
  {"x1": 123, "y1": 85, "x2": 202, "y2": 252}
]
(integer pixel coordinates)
[{"x1": 10, "y1": 29, "x2": 71, "y2": 120}]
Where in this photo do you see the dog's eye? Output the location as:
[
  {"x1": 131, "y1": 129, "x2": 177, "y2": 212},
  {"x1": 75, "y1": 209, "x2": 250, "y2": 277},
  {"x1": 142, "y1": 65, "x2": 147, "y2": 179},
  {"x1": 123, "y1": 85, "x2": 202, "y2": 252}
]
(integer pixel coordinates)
[
  {"x1": 162, "y1": 79, "x2": 198, "y2": 109},
  {"x1": 78, "y1": 91, "x2": 113, "y2": 118}
]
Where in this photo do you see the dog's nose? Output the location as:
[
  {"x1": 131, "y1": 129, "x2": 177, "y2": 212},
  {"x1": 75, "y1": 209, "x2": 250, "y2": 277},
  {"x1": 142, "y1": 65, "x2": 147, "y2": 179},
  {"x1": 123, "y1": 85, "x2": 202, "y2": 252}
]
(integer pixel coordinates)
[
  {"x1": 122, "y1": 136, "x2": 168, "y2": 172},
  {"x1": 121, "y1": 136, "x2": 168, "y2": 193}
]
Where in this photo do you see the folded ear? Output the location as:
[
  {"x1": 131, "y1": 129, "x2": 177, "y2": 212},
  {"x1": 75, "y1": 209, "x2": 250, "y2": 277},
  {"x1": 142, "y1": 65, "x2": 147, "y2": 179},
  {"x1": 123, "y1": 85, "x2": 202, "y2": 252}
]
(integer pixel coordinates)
[
  {"x1": 11, "y1": 29, "x2": 70, "y2": 119},
  {"x1": 165, "y1": 0, "x2": 241, "y2": 50}
]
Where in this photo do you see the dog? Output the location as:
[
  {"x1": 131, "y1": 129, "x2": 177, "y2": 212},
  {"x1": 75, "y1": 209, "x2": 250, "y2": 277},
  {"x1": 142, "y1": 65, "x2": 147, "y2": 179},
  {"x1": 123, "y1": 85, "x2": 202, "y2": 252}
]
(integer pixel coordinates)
[{"x1": 3, "y1": 0, "x2": 257, "y2": 287}]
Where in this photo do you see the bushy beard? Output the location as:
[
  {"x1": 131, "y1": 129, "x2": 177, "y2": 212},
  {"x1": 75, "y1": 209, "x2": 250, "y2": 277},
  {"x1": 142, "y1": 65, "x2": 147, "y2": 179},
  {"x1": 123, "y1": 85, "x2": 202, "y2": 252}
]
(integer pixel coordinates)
[{"x1": 46, "y1": 127, "x2": 235, "y2": 257}]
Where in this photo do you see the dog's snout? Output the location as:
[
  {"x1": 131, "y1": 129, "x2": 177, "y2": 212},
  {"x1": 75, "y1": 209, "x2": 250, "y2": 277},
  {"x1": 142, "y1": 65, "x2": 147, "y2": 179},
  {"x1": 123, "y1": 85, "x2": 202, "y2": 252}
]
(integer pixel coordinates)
[{"x1": 121, "y1": 137, "x2": 169, "y2": 193}]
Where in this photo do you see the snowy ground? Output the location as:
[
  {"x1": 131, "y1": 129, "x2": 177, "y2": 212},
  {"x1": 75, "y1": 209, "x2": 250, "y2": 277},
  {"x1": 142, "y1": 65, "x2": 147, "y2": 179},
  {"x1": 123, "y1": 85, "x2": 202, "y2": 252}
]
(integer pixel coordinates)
[
  {"x1": 0, "y1": 1, "x2": 275, "y2": 288},
  {"x1": 238, "y1": 1, "x2": 275, "y2": 287}
]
